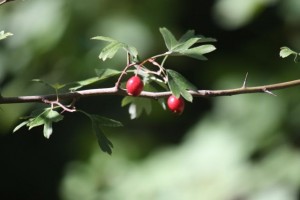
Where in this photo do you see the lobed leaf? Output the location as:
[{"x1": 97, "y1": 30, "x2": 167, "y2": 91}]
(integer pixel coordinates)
[
  {"x1": 159, "y1": 27, "x2": 178, "y2": 50},
  {"x1": 90, "y1": 114, "x2": 123, "y2": 128},
  {"x1": 122, "y1": 97, "x2": 152, "y2": 119},
  {"x1": 99, "y1": 42, "x2": 124, "y2": 61},
  {"x1": 279, "y1": 47, "x2": 296, "y2": 58},
  {"x1": 69, "y1": 69, "x2": 121, "y2": 91},
  {"x1": 180, "y1": 45, "x2": 216, "y2": 60},
  {"x1": 92, "y1": 121, "x2": 114, "y2": 155},
  {"x1": 178, "y1": 30, "x2": 196, "y2": 43},
  {"x1": 167, "y1": 69, "x2": 197, "y2": 102},
  {"x1": 69, "y1": 77, "x2": 101, "y2": 91},
  {"x1": 79, "y1": 111, "x2": 122, "y2": 155},
  {"x1": 92, "y1": 36, "x2": 139, "y2": 61},
  {"x1": 172, "y1": 37, "x2": 201, "y2": 52},
  {"x1": 13, "y1": 121, "x2": 29, "y2": 133},
  {"x1": 123, "y1": 45, "x2": 138, "y2": 59},
  {"x1": 13, "y1": 108, "x2": 63, "y2": 139}
]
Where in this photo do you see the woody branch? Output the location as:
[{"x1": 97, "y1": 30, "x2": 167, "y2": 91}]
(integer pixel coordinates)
[{"x1": 1, "y1": 79, "x2": 300, "y2": 104}]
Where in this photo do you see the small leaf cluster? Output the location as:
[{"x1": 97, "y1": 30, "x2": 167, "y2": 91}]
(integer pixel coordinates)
[
  {"x1": 159, "y1": 27, "x2": 216, "y2": 60},
  {"x1": 13, "y1": 108, "x2": 63, "y2": 139},
  {"x1": 280, "y1": 47, "x2": 300, "y2": 63}
]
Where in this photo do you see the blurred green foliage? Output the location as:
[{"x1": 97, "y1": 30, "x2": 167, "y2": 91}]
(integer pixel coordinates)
[{"x1": 1, "y1": 0, "x2": 300, "y2": 199}]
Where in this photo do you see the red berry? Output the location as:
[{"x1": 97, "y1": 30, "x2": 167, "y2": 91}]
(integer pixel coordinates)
[
  {"x1": 167, "y1": 95, "x2": 185, "y2": 114},
  {"x1": 126, "y1": 76, "x2": 144, "y2": 96}
]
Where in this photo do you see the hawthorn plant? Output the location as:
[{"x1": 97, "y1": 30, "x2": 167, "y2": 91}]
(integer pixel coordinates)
[{"x1": 0, "y1": 28, "x2": 300, "y2": 155}]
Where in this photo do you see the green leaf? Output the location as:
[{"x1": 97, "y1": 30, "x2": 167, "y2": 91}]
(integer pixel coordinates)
[
  {"x1": 92, "y1": 121, "x2": 114, "y2": 155},
  {"x1": 167, "y1": 69, "x2": 197, "y2": 102},
  {"x1": 159, "y1": 28, "x2": 216, "y2": 60},
  {"x1": 99, "y1": 41, "x2": 124, "y2": 61},
  {"x1": 123, "y1": 45, "x2": 138, "y2": 59},
  {"x1": 92, "y1": 36, "x2": 138, "y2": 61},
  {"x1": 158, "y1": 98, "x2": 167, "y2": 110},
  {"x1": 69, "y1": 77, "x2": 100, "y2": 91},
  {"x1": 79, "y1": 111, "x2": 122, "y2": 155},
  {"x1": 279, "y1": 47, "x2": 300, "y2": 63},
  {"x1": 89, "y1": 113, "x2": 121, "y2": 154},
  {"x1": 43, "y1": 121, "x2": 53, "y2": 139},
  {"x1": 121, "y1": 96, "x2": 134, "y2": 107},
  {"x1": 196, "y1": 37, "x2": 217, "y2": 43},
  {"x1": 279, "y1": 47, "x2": 296, "y2": 58},
  {"x1": 167, "y1": 76, "x2": 181, "y2": 98},
  {"x1": 159, "y1": 27, "x2": 178, "y2": 50},
  {"x1": 90, "y1": 115, "x2": 123, "y2": 127},
  {"x1": 14, "y1": 108, "x2": 63, "y2": 139},
  {"x1": 122, "y1": 96, "x2": 152, "y2": 119},
  {"x1": 0, "y1": 31, "x2": 13, "y2": 41},
  {"x1": 178, "y1": 30, "x2": 196, "y2": 43},
  {"x1": 69, "y1": 69, "x2": 121, "y2": 91},
  {"x1": 91, "y1": 36, "x2": 117, "y2": 42},
  {"x1": 172, "y1": 37, "x2": 201, "y2": 52},
  {"x1": 13, "y1": 121, "x2": 29, "y2": 133},
  {"x1": 181, "y1": 45, "x2": 216, "y2": 60}
]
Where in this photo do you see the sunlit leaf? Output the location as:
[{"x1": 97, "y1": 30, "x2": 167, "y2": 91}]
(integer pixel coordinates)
[
  {"x1": 26, "y1": 109, "x2": 63, "y2": 139},
  {"x1": 13, "y1": 121, "x2": 29, "y2": 133},
  {"x1": 91, "y1": 36, "x2": 117, "y2": 42},
  {"x1": 123, "y1": 45, "x2": 138, "y2": 59},
  {"x1": 279, "y1": 47, "x2": 296, "y2": 58},
  {"x1": 181, "y1": 45, "x2": 216, "y2": 60},
  {"x1": 92, "y1": 36, "x2": 139, "y2": 61},
  {"x1": 178, "y1": 30, "x2": 196, "y2": 43},
  {"x1": 0, "y1": 31, "x2": 13, "y2": 41},
  {"x1": 167, "y1": 76, "x2": 181, "y2": 98},
  {"x1": 159, "y1": 27, "x2": 178, "y2": 50},
  {"x1": 14, "y1": 108, "x2": 63, "y2": 139},
  {"x1": 99, "y1": 42, "x2": 124, "y2": 61},
  {"x1": 43, "y1": 121, "x2": 53, "y2": 139},
  {"x1": 172, "y1": 38, "x2": 201, "y2": 52}
]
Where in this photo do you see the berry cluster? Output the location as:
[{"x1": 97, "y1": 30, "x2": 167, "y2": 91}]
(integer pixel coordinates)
[{"x1": 126, "y1": 75, "x2": 185, "y2": 114}]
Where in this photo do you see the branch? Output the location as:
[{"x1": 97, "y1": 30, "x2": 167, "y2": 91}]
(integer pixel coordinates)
[
  {"x1": 1, "y1": 79, "x2": 300, "y2": 105},
  {"x1": 0, "y1": 0, "x2": 16, "y2": 5}
]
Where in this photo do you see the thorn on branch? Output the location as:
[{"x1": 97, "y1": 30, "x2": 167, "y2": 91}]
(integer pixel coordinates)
[
  {"x1": 263, "y1": 88, "x2": 277, "y2": 96},
  {"x1": 242, "y1": 72, "x2": 248, "y2": 88}
]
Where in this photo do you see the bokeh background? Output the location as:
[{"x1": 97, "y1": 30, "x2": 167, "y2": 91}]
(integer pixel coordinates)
[{"x1": 1, "y1": 0, "x2": 300, "y2": 199}]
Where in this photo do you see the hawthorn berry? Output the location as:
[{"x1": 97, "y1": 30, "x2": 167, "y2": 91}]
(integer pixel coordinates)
[
  {"x1": 126, "y1": 75, "x2": 144, "y2": 96},
  {"x1": 167, "y1": 95, "x2": 185, "y2": 114}
]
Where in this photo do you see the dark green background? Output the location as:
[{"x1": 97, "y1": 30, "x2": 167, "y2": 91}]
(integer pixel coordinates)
[{"x1": 1, "y1": 0, "x2": 300, "y2": 199}]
